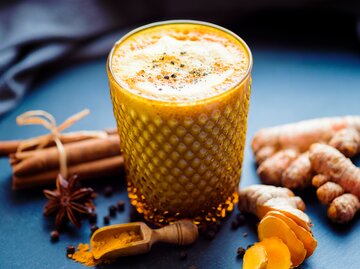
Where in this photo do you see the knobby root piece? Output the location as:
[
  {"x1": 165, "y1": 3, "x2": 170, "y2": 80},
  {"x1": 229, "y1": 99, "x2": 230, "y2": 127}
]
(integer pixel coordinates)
[
  {"x1": 310, "y1": 143, "x2": 360, "y2": 198},
  {"x1": 254, "y1": 146, "x2": 276, "y2": 165},
  {"x1": 243, "y1": 243, "x2": 268, "y2": 269},
  {"x1": 252, "y1": 116, "x2": 360, "y2": 189},
  {"x1": 312, "y1": 174, "x2": 329, "y2": 188},
  {"x1": 265, "y1": 211, "x2": 317, "y2": 258},
  {"x1": 238, "y1": 185, "x2": 311, "y2": 231},
  {"x1": 316, "y1": 182, "x2": 344, "y2": 205},
  {"x1": 328, "y1": 194, "x2": 360, "y2": 224},
  {"x1": 257, "y1": 237, "x2": 292, "y2": 269},
  {"x1": 261, "y1": 197, "x2": 306, "y2": 212},
  {"x1": 258, "y1": 215, "x2": 307, "y2": 267},
  {"x1": 309, "y1": 143, "x2": 360, "y2": 223},
  {"x1": 238, "y1": 185, "x2": 295, "y2": 215},
  {"x1": 257, "y1": 149, "x2": 298, "y2": 186},
  {"x1": 252, "y1": 116, "x2": 360, "y2": 155},
  {"x1": 329, "y1": 128, "x2": 360, "y2": 157},
  {"x1": 281, "y1": 152, "x2": 313, "y2": 189}
]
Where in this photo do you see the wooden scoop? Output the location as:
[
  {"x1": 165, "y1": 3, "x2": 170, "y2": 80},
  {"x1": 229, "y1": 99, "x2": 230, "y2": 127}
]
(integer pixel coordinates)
[{"x1": 90, "y1": 220, "x2": 198, "y2": 260}]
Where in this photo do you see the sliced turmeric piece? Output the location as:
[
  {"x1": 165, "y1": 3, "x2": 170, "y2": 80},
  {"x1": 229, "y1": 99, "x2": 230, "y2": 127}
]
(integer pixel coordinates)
[
  {"x1": 238, "y1": 185, "x2": 312, "y2": 231},
  {"x1": 257, "y1": 237, "x2": 291, "y2": 269},
  {"x1": 258, "y1": 215, "x2": 307, "y2": 267},
  {"x1": 257, "y1": 204, "x2": 311, "y2": 232},
  {"x1": 238, "y1": 185, "x2": 299, "y2": 215},
  {"x1": 265, "y1": 211, "x2": 317, "y2": 258},
  {"x1": 243, "y1": 243, "x2": 268, "y2": 269}
]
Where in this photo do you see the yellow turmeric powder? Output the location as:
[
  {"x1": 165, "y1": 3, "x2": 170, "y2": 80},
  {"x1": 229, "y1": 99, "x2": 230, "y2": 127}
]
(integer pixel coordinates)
[
  {"x1": 92, "y1": 230, "x2": 142, "y2": 259},
  {"x1": 69, "y1": 243, "x2": 101, "y2": 267},
  {"x1": 69, "y1": 230, "x2": 141, "y2": 267}
]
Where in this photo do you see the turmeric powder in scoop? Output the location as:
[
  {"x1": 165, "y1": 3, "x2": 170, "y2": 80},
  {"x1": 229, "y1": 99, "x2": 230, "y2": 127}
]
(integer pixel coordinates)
[{"x1": 68, "y1": 230, "x2": 142, "y2": 267}]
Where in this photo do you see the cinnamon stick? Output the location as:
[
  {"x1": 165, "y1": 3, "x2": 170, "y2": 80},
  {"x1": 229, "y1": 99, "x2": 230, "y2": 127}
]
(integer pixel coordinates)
[
  {"x1": 0, "y1": 128, "x2": 117, "y2": 157},
  {"x1": 12, "y1": 155, "x2": 124, "y2": 190},
  {"x1": 10, "y1": 135, "x2": 121, "y2": 176},
  {"x1": 0, "y1": 140, "x2": 19, "y2": 157}
]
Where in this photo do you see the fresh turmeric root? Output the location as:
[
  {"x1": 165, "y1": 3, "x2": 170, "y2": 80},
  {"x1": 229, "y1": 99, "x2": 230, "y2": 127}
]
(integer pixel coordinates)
[
  {"x1": 243, "y1": 243, "x2": 268, "y2": 269},
  {"x1": 239, "y1": 185, "x2": 317, "y2": 268},
  {"x1": 244, "y1": 238, "x2": 291, "y2": 269},
  {"x1": 252, "y1": 116, "x2": 360, "y2": 189},
  {"x1": 256, "y1": 237, "x2": 291, "y2": 269},
  {"x1": 238, "y1": 185, "x2": 311, "y2": 230},
  {"x1": 258, "y1": 215, "x2": 306, "y2": 267},
  {"x1": 265, "y1": 211, "x2": 317, "y2": 258},
  {"x1": 252, "y1": 116, "x2": 360, "y2": 223},
  {"x1": 309, "y1": 143, "x2": 360, "y2": 223}
]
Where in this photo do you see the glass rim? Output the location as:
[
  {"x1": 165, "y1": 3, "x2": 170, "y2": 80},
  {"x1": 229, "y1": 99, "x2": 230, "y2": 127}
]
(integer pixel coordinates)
[{"x1": 107, "y1": 19, "x2": 253, "y2": 106}]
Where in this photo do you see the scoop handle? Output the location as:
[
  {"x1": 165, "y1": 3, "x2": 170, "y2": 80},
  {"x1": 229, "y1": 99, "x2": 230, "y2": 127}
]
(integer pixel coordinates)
[{"x1": 152, "y1": 220, "x2": 198, "y2": 245}]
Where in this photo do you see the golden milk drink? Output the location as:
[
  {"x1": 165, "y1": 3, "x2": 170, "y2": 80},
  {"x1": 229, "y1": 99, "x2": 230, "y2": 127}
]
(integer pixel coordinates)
[{"x1": 108, "y1": 21, "x2": 252, "y2": 225}]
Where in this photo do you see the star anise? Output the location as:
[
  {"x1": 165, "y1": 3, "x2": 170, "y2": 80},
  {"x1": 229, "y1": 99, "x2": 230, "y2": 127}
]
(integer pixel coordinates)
[{"x1": 43, "y1": 174, "x2": 96, "y2": 229}]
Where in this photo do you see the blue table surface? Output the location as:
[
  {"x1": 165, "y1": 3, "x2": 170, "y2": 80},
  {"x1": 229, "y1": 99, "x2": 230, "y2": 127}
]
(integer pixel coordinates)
[{"x1": 0, "y1": 47, "x2": 359, "y2": 269}]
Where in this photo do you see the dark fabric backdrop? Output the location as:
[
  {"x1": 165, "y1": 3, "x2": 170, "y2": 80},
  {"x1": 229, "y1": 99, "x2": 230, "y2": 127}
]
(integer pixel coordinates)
[{"x1": 0, "y1": 0, "x2": 359, "y2": 117}]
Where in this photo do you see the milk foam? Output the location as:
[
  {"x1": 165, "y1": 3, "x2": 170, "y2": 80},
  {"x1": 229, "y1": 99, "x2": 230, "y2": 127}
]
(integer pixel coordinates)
[{"x1": 112, "y1": 31, "x2": 248, "y2": 102}]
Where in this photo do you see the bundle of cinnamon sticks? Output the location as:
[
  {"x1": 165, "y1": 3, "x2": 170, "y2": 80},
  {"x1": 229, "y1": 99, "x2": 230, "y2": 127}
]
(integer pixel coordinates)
[{"x1": 0, "y1": 128, "x2": 124, "y2": 190}]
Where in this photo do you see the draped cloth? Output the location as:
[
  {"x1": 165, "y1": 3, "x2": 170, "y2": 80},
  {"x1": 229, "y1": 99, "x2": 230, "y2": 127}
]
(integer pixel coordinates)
[{"x1": 0, "y1": 0, "x2": 359, "y2": 116}]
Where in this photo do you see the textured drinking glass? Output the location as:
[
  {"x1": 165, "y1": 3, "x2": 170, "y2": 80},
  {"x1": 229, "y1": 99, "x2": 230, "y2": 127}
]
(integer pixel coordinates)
[{"x1": 107, "y1": 20, "x2": 253, "y2": 226}]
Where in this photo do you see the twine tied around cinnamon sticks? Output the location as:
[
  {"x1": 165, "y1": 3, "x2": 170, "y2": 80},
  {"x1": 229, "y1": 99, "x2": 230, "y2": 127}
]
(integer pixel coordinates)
[
  {"x1": 16, "y1": 109, "x2": 107, "y2": 179},
  {"x1": 0, "y1": 109, "x2": 123, "y2": 190}
]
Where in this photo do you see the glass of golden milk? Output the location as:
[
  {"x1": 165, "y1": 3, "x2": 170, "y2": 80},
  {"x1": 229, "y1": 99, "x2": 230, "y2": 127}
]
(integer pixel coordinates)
[{"x1": 107, "y1": 20, "x2": 252, "y2": 226}]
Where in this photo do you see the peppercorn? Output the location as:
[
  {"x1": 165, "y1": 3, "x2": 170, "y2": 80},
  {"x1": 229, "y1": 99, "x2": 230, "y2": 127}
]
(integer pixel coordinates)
[
  {"x1": 236, "y1": 213, "x2": 246, "y2": 225},
  {"x1": 180, "y1": 64, "x2": 185, "y2": 68},
  {"x1": 117, "y1": 200, "x2": 126, "y2": 212},
  {"x1": 103, "y1": 215, "x2": 111, "y2": 225},
  {"x1": 50, "y1": 230, "x2": 59, "y2": 242},
  {"x1": 90, "y1": 225, "x2": 99, "y2": 235},
  {"x1": 231, "y1": 220, "x2": 239, "y2": 230},
  {"x1": 66, "y1": 246, "x2": 76, "y2": 256},
  {"x1": 237, "y1": 247, "x2": 246, "y2": 258},
  {"x1": 88, "y1": 212, "x2": 97, "y2": 224},
  {"x1": 243, "y1": 232, "x2": 248, "y2": 238},
  {"x1": 171, "y1": 74, "x2": 177, "y2": 78},
  {"x1": 109, "y1": 205, "x2": 117, "y2": 217},
  {"x1": 170, "y1": 61, "x2": 175, "y2": 65},
  {"x1": 205, "y1": 230, "x2": 216, "y2": 240},
  {"x1": 104, "y1": 186, "x2": 113, "y2": 197},
  {"x1": 164, "y1": 75, "x2": 170, "y2": 80},
  {"x1": 180, "y1": 251, "x2": 188, "y2": 260}
]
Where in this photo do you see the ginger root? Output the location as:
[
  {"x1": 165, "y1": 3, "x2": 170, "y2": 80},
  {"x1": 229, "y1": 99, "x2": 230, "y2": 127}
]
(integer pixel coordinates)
[
  {"x1": 309, "y1": 143, "x2": 360, "y2": 223},
  {"x1": 257, "y1": 237, "x2": 292, "y2": 269},
  {"x1": 252, "y1": 116, "x2": 360, "y2": 189},
  {"x1": 243, "y1": 243, "x2": 268, "y2": 269}
]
